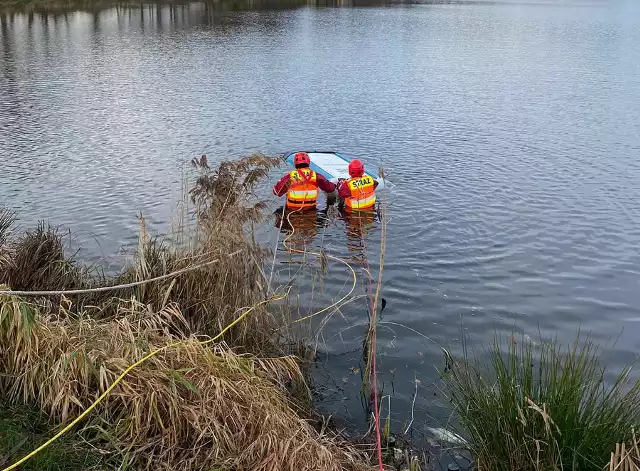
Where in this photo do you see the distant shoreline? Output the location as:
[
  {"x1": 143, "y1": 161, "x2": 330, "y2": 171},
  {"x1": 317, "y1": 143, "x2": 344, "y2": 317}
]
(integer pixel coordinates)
[
  {"x1": 0, "y1": 0, "x2": 293, "y2": 13},
  {"x1": 0, "y1": 0, "x2": 400, "y2": 13}
]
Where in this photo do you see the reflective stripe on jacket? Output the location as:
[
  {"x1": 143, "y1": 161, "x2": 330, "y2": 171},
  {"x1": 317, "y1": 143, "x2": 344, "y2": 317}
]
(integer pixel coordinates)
[
  {"x1": 286, "y1": 169, "x2": 318, "y2": 209},
  {"x1": 345, "y1": 175, "x2": 376, "y2": 210}
]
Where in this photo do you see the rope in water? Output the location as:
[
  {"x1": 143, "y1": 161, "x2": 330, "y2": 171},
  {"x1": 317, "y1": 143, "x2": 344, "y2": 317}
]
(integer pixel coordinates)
[
  {"x1": 281, "y1": 207, "x2": 358, "y2": 325},
  {"x1": 281, "y1": 204, "x2": 384, "y2": 470}
]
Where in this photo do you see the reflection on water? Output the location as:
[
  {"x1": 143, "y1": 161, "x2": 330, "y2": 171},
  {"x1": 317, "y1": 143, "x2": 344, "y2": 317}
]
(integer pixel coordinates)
[
  {"x1": 273, "y1": 203, "x2": 378, "y2": 256},
  {"x1": 2, "y1": 0, "x2": 640, "y2": 442},
  {"x1": 274, "y1": 206, "x2": 331, "y2": 250},
  {"x1": 340, "y1": 208, "x2": 378, "y2": 257}
]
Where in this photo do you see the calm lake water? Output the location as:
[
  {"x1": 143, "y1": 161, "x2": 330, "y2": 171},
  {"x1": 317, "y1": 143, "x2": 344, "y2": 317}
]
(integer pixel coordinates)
[{"x1": 2, "y1": 0, "x2": 640, "y2": 442}]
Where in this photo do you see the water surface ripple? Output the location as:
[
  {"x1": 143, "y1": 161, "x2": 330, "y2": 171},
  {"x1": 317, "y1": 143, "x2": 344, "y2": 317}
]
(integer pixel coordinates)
[{"x1": 2, "y1": 0, "x2": 640, "y2": 432}]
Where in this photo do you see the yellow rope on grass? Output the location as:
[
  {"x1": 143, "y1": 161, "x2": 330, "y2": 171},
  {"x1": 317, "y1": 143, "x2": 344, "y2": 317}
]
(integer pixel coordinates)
[
  {"x1": 1, "y1": 292, "x2": 287, "y2": 471},
  {"x1": 4, "y1": 203, "x2": 361, "y2": 471}
]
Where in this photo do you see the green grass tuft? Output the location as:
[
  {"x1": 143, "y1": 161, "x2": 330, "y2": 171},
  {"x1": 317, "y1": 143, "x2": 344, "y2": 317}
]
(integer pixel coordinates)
[
  {"x1": 0, "y1": 403, "x2": 104, "y2": 470},
  {"x1": 0, "y1": 222, "x2": 88, "y2": 292},
  {"x1": 442, "y1": 335, "x2": 640, "y2": 471}
]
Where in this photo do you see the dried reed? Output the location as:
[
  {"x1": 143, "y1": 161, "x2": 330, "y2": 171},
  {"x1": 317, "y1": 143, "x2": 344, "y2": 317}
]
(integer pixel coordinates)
[{"x1": 0, "y1": 155, "x2": 376, "y2": 471}]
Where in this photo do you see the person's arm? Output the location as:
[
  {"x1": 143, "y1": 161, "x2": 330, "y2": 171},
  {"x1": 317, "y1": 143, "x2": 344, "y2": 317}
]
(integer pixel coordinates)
[
  {"x1": 338, "y1": 180, "x2": 351, "y2": 198},
  {"x1": 316, "y1": 174, "x2": 336, "y2": 193},
  {"x1": 273, "y1": 174, "x2": 290, "y2": 197}
]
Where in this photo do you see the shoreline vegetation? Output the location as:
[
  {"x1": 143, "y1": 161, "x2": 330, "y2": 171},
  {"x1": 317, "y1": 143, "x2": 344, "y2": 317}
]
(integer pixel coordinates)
[
  {"x1": 0, "y1": 155, "x2": 377, "y2": 471},
  {"x1": 1, "y1": 155, "x2": 639, "y2": 470},
  {"x1": 442, "y1": 336, "x2": 640, "y2": 471}
]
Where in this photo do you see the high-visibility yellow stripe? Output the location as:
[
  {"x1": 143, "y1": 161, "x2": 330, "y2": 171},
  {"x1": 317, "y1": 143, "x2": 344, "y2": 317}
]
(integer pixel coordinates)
[
  {"x1": 349, "y1": 194, "x2": 376, "y2": 209},
  {"x1": 288, "y1": 190, "x2": 318, "y2": 199}
]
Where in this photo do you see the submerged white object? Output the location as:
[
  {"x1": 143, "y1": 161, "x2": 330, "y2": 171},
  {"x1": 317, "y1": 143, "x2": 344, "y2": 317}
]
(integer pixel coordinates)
[
  {"x1": 283, "y1": 151, "x2": 387, "y2": 188},
  {"x1": 426, "y1": 427, "x2": 468, "y2": 445}
]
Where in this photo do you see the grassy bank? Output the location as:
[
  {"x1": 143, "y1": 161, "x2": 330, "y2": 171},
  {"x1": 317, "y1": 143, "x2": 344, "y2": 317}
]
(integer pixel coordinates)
[
  {"x1": 0, "y1": 155, "x2": 375, "y2": 471},
  {"x1": 442, "y1": 336, "x2": 640, "y2": 470}
]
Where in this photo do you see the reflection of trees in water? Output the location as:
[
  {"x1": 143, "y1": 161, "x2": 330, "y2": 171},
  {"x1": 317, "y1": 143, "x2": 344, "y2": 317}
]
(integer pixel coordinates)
[
  {"x1": 0, "y1": 11, "x2": 73, "y2": 139},
  {"x1": 0, "y1": 13, "x2": 21, "y2": 137},
  {"x1": 0, "y1": 13, "x2": 13, "y2": 64},
  {"x1": 1, "y1": 0, "x2": 398, "y2": 44}
]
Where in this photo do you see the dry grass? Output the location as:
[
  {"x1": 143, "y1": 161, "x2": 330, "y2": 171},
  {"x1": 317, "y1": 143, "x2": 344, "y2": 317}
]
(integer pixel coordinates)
[
  {"x1": 0, "y1": 294, "x2": 372, "y2": 471},
  {"x1": 102, "y1": 154, "x2": 283, "y2": 348},
  {"x1": 0, "y1": 155, "x2": 376, "y2": 471},
  {"x1": 0, "y1": 222, "x2": 93, "y2": 292},
  {"x1": 0, "y1": 207, "x2": 16, "y2": 275},
  {"x1": 0, "y1": 207, "x2": 14, "y2": 243},
  {"x1": 1, "y1": 155, "x2": 282, "y2": 347},
  {"x1": 609, "y1": 430, "x2": 640, "y2": 471}
]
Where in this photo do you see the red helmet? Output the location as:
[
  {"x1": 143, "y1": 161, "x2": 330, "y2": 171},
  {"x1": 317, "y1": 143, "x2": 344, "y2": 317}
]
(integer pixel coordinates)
[
  {"x1": 293, "y1": 152, "x2": 311, "y2": 167},
  {"x1": 348, "y1": 159, "x2": 365, "y2": 177}
]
